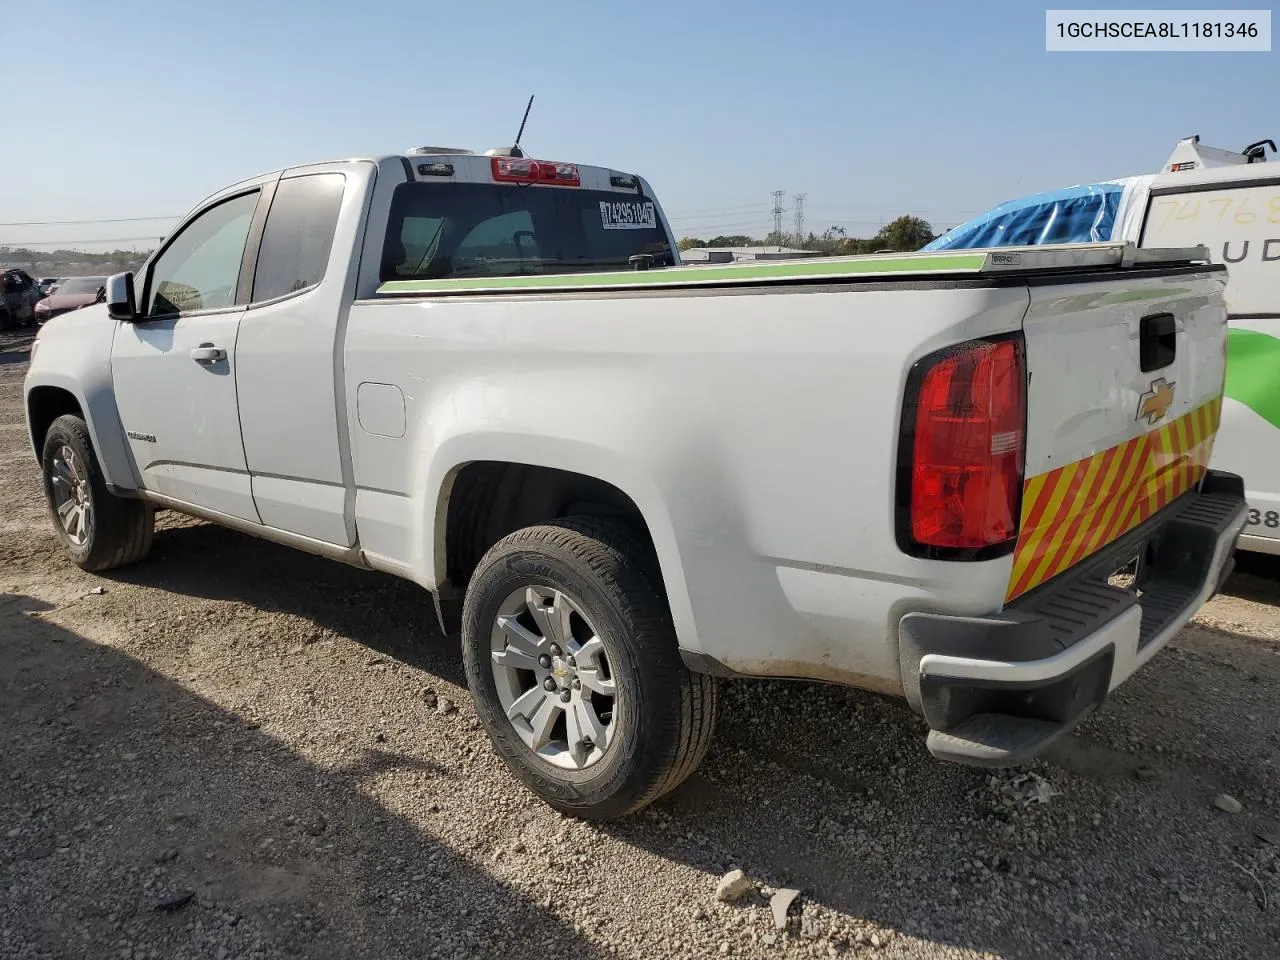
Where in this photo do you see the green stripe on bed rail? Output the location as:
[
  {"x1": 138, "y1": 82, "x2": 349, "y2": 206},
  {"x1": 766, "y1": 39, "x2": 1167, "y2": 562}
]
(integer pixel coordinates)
[{"x1": 376, "y1": 252, "x2": 990, "y2": 295}]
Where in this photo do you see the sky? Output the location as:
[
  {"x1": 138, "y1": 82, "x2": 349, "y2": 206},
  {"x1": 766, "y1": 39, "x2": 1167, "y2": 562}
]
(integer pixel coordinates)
[{"x1": 2, "y1": 0, "x2": 1274, "y2": 250}]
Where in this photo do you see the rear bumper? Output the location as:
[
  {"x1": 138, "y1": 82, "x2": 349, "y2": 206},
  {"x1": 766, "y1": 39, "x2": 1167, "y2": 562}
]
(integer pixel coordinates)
[{"x1": 899, "y1": 470, "x2": 1247, "y2": 767}]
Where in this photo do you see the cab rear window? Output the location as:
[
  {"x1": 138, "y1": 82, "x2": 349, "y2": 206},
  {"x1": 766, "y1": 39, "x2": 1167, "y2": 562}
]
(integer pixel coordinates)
[{"x1": 380, "y1": 182, "x2": 673, "y2": 282}]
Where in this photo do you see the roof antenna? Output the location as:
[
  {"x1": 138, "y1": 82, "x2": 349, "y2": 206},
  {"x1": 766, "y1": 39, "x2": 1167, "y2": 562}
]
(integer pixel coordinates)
[{"x1": 510, "y1": 95, "x2": 535, "y2": 159}]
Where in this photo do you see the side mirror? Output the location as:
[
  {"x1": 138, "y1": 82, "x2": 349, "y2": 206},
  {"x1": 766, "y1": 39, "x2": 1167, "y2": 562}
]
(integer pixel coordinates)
[{"x1": 106, "y1": 272, "x2": 138, "y2": 322}]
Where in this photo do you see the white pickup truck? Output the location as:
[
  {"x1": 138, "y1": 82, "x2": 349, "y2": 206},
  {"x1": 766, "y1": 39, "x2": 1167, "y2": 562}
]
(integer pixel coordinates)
[{"x1": 24, "y1": 145, "x2": 1246, "y2": 819}]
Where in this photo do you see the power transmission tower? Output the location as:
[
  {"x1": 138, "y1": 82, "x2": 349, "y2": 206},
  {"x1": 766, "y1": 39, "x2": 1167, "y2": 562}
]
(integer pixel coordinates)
[
  {"x1": 770, "y1": 191, "x2": 786, "y2": 248},
  {"x1": 793, "y1": 194, "x2": 806, "y2": 246}
]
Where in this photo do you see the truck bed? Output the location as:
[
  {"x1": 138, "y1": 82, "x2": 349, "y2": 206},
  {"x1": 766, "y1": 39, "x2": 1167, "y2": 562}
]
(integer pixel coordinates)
[{"x1": 345, "y1": 241, "x2": 1228, "y2": 698}]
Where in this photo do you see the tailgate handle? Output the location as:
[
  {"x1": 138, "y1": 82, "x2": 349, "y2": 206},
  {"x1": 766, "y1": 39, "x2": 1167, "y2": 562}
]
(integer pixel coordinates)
[{"x1": 1140, "y1": 313, "x2": 1176, "y2": 372}]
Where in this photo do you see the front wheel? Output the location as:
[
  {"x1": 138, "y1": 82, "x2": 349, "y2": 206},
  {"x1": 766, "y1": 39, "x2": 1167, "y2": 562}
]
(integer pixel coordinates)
[
  {"x1": 462, "y1": 517, "x2": 718, "y2": 820},
  {"x1": 41, "y1": 414, "x2": 154, "y2": 572}
]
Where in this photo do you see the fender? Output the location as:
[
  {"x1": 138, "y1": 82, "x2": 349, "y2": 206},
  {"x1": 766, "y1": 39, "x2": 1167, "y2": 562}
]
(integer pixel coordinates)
[
  {"x1": 423, "y1": 431, "x2": 702, "y2": 654},
  {"x1": 23, "y1": 306, "x2": 140, "y2": 491}
]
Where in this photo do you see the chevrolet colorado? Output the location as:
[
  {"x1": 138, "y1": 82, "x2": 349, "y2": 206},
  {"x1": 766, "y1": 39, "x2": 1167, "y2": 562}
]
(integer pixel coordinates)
[{"x1": 24, "y1": 146, "x2": 1246, "y2": 818}]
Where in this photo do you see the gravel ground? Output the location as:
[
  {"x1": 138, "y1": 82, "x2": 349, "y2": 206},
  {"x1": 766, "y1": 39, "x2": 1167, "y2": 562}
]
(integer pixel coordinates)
[{"x1": 2, "y1": 331, "x2": 1279, "y2": 960}]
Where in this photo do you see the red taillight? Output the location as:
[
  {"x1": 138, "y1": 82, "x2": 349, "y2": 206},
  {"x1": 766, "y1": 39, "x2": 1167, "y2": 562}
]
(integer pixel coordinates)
[
  {"x1": 491, "y1": 157, "x2": 581, "y2": 186},
  {"x1": 908, "y1": 338, "x2": 1025, "y2": 551}
]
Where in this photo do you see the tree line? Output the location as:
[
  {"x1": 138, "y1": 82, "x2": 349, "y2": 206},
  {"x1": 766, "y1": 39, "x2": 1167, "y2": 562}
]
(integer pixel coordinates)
[
  {"x1": 0, "y1": 247, "x2": 151, "y2": 277},
  {"x1": 677, "y1": 215, "x2": 938, "y2": 256}
]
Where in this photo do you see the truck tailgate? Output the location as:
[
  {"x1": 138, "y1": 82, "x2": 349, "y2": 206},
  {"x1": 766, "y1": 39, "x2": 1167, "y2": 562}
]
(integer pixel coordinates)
[{"x1": 1006, "y1": 248, "x2": 1227, "y2": 601}]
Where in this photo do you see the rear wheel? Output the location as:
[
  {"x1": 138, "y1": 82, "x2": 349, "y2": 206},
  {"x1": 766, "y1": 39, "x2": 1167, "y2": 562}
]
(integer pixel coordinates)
[
  {"x1": 462, "y1": 517, "x2": 718, "y2": 820},
  {"x1": 41, "y1": 415, "x2": 154, "y2": 572}
]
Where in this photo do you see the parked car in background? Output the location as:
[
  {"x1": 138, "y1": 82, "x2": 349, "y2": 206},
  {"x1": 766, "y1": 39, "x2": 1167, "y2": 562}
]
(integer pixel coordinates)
[
  {"x1": 34, "y1": 276, "x2": 107, "y2": 325},
  {"x1": 39, "y1": 278, "x2": 63, "y2": 297},
  {"x1": 0, "y1": 269, "x2": 42, "y2": 330}
]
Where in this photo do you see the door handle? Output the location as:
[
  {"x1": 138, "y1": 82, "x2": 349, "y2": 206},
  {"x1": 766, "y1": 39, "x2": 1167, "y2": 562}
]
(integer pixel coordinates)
[{"x1": 189, "y1": 344, "x2": 227, "y2": 364}]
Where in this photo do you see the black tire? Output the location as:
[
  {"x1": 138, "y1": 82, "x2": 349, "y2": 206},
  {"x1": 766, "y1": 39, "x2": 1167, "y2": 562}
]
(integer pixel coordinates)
[
  {"x1": 462, "y1": 517, "x2": 718, "y2": 820},
  {"x1": 40, "y1": 414, "x2": 154, "y2": 572}
]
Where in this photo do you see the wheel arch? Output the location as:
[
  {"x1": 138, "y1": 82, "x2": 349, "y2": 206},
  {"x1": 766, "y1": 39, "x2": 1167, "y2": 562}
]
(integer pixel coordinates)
[
  {"x1": 26, "y1": 384, "x2": 85, "y2": 458},
  {"x1": 24, "y1": 374, "x2": 138, "y2": 491},
  {"x1": 426, "y1": 434, "x2": 698, "y2": 650}
]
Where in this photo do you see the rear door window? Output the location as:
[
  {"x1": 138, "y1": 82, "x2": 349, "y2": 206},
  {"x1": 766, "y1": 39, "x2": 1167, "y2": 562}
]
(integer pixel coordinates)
[
  {"x1": 380, "y1": 182, "x2": 673, "y2": 282},
  {"x1": 252, "y1": 173, "x2": 346, "y2": 302}
]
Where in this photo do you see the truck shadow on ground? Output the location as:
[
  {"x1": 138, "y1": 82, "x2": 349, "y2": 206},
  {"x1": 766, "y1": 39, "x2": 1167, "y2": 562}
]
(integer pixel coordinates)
[
  {"x1": 0, "y1": 591, "x2": 612, "y2": 960},
  {"x1": 641, "y1": 630, "x2": 1280, "y2": 957},
  {"x1": 97, "y1": 518, "x2": 1280, "y2": 960},
  {"x1": 110, "y1": 512, "x2": 466, "y2": 686},
  {"x1": 1220, "y1": 550, "x2": 1280, "y2": 606}
]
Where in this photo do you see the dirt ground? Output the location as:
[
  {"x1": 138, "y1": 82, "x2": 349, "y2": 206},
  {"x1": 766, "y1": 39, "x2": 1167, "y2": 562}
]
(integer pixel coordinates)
[{"x1": 2, "y1": 330, "x2": 1278, "y2": 960}]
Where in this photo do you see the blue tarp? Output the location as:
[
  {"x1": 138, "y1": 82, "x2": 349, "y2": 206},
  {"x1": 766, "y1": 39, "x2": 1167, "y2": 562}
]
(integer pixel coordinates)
[{"x1": 922, "y1": 182, "x2": 1124, "y2": 251}]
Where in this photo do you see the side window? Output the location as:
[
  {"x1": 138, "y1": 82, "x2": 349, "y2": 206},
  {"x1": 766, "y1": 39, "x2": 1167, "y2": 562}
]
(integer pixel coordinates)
[
  {"x1": 252, "y1": 173, "x2": 345, "y2": 303},
  {"x1": 145, "y1": 191, "x2": 259, "y2": 318}
]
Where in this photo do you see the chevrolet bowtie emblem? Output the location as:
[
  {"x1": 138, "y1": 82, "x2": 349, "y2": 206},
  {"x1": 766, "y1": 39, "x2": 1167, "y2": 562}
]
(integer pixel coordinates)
[{"x1": 1137, "y1": 377, "x2": 1176, "y2": 425}]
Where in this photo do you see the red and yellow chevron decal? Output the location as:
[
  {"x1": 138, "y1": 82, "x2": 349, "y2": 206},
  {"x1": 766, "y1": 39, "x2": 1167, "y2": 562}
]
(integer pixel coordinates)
[{"x1": 1005, "y1": 397, "x2": 1221, "y2": 602}]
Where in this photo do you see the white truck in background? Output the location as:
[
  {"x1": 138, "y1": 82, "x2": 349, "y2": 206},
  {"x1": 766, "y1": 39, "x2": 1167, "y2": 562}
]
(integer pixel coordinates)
[
  {"x1": 1138, "y1": 137, "x2": 1280, "y2": 555},
  {"x1": 24, "y1": 143, "x2": 1245, "y2": 819}
]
